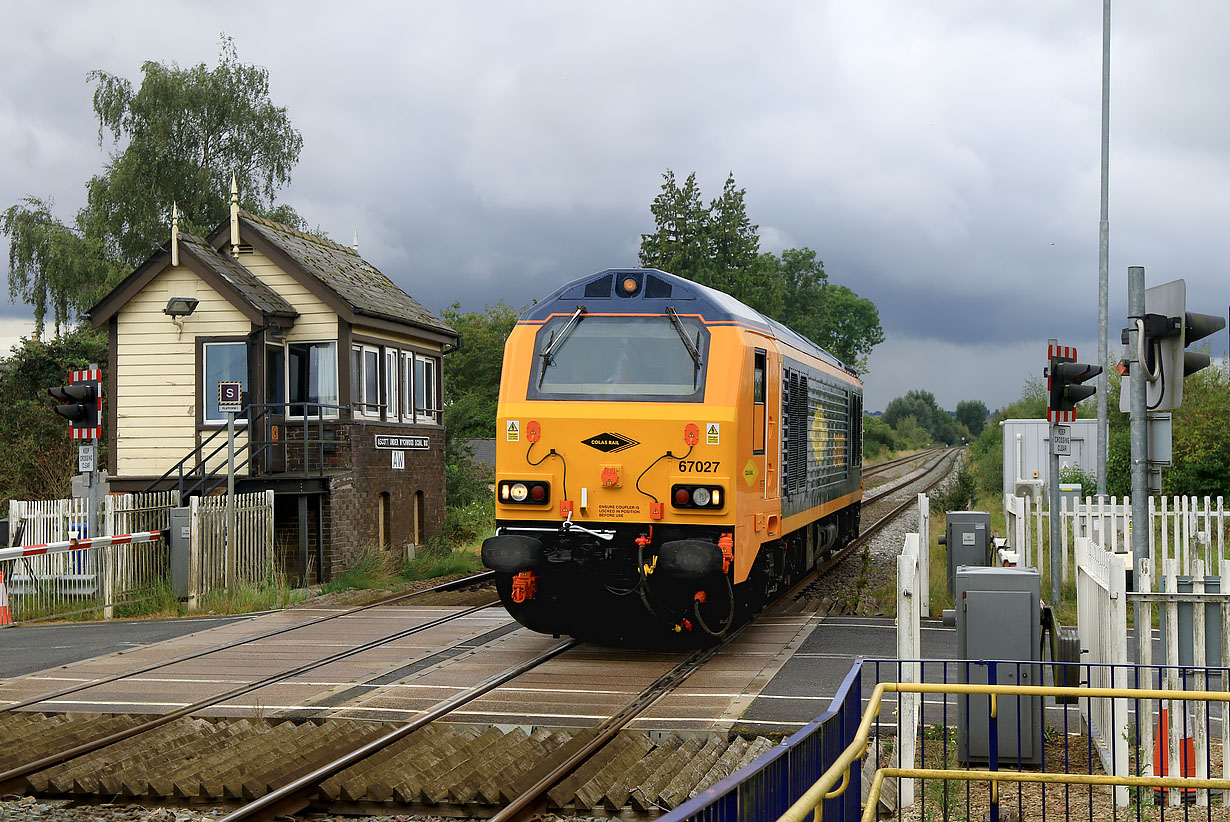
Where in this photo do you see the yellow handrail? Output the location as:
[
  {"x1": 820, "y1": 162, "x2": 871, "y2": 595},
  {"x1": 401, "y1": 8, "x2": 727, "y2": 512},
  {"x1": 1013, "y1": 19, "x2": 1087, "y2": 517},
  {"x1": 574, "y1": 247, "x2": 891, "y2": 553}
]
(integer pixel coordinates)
[{"x1": 778, "y1": 681, "x2": 1230, "y2": 822}]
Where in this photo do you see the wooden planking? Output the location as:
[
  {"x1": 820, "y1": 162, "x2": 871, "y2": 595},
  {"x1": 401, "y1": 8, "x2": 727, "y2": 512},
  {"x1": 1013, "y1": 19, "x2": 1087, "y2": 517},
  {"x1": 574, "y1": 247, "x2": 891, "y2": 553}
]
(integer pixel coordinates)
[
  {"x1": 353, "y1": 322, "x2": 444, "y2": 353},
  {"x1": 235, "y1": 247, "x2": 337, "y2": 341},
  {"x1": 116, "y1": 265, "x2": 248, "y2": 476}
]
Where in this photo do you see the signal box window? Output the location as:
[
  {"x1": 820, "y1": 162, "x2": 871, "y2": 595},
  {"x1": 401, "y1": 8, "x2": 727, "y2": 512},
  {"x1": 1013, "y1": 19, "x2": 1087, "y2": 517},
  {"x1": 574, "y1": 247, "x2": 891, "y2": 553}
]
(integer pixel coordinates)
[
  {"x1": 352, "y1": 344, "x2": 381, "y2": 418},
  {"x1": 203, "y1": 341, "x2": 247, "y2": 426},
  {"x1": 288, "y1": 341, "x2": 338, "y2": 418},
  {"x1": 400, "y1": 351, "x2": 440, "y2": 425}
]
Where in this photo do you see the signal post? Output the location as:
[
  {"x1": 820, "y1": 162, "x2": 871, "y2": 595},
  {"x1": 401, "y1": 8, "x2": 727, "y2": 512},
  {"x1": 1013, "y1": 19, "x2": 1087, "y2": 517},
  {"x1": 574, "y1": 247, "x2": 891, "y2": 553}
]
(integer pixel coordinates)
[
  {"x1": 48, "y1": 364, "x2": 104, "y2": 540},
  {"x1": 1046, "y1": 341, "x2": 1101, "y2": 603}
]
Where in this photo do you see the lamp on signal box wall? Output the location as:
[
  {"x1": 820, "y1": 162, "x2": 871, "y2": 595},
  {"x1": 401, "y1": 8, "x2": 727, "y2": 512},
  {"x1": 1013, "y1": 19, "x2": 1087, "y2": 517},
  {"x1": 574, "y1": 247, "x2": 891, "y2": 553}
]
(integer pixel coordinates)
[
  {"x1": 164, "y1": 297, "x2": 199, "y2": 318},
  {"x1": 164, "y1": 296, "x2": 199, "y2": 337}
]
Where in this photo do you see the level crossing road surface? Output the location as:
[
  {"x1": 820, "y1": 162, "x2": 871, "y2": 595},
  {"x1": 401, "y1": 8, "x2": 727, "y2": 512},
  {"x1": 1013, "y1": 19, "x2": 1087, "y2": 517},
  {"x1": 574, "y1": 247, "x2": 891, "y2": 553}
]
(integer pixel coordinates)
[
  {"x1": 0, "y1": 609, "x2": 1182, "y2": 736},
  {"x1": 0, "y1": 613, "x2": 257, "y2": 677}
]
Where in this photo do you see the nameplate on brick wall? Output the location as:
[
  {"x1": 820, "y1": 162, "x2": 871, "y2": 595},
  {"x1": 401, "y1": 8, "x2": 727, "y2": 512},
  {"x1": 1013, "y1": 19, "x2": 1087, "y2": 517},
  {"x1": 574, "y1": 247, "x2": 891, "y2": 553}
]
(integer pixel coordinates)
[{"x1": 374, "y1": 435, "x2": 430, "y2": 450}]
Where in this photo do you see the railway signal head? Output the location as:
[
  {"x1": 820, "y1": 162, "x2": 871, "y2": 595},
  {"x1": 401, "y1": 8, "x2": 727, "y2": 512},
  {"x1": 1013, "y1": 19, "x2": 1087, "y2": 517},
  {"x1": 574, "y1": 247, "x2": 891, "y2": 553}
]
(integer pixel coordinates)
[
  {"x1": 1120, "y1": 278, "x2": 1226, "y2": 411},
  {"x1": 48, "y1": 369, "x2": 101, "y2": 439},
  {"x1": 1046, "y1": 344, "x2": 1101, "y2": 423}
]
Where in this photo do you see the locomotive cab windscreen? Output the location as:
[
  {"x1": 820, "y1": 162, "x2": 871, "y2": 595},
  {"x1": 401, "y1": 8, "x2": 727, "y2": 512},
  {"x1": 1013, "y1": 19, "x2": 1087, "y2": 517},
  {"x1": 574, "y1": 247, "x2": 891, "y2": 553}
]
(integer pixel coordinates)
[{"x1": 529, "y1": 312, "x2": 708, "y2": 401}]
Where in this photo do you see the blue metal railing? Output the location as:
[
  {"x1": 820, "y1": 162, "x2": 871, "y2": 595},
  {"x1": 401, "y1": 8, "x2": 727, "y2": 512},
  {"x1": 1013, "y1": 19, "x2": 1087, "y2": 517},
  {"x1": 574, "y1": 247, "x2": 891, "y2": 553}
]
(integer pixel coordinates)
[{"x1": 660, "y1": 661, "x2": 864, "y2": 822}]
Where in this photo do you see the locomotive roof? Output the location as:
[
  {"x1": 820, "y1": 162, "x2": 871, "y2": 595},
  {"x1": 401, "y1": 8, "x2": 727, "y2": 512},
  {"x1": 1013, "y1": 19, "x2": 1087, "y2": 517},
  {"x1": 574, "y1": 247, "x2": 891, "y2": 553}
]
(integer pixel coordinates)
[{"x1": 522, "y1": 268, "x2": 859, "y2": 379}]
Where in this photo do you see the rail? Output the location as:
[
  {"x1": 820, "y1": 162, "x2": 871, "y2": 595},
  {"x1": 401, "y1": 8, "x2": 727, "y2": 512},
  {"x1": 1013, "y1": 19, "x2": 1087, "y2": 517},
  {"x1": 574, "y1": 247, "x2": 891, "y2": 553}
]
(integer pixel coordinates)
[
  {"x1": 0, "y1": 593, "x2": 502, "y2": 794},
  {"x1": 0, "y1": 570, "x2": 496, "y2": 714}
]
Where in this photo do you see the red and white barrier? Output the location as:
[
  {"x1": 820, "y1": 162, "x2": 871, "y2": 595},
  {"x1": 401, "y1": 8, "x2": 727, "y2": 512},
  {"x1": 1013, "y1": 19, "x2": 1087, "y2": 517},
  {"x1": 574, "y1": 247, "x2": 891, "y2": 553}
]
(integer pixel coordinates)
[
  {"x1": 0, "y1": 570, "x2": 11, "y2": 625},
  {"x1": 0, "y1": 530, "x2": 163, "y2": 563}
]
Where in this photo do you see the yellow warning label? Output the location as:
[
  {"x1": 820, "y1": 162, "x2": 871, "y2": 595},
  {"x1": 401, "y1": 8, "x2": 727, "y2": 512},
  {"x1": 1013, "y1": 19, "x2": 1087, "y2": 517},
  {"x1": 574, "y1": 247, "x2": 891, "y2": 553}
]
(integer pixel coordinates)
[
  {"x1": 706, "y1": 422, "x2": 720, "y2": 445},
  {"x1": 743, "y1": 458, "x2": 758, "y2": 486},
  {"x1": 506, "y1": 420, "x2": 520, "y2": 442}
]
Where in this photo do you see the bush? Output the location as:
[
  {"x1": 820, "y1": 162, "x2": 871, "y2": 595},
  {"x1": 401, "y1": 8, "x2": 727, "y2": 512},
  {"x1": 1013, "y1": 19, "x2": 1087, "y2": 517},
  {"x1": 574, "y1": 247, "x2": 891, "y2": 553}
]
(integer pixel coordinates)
[
  {"x1": 1058, "y1": 464, "x2": 1097, "y2": 493},
  {"x1": 931, "y1": 461, "x2": 977, "y2": 515}
]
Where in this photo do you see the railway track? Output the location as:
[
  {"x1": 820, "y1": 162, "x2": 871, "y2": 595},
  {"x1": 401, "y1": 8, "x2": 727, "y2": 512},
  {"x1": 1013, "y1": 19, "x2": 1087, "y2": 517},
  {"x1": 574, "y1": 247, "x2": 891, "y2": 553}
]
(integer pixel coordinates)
[{"x1": 0, "y1": 450, "x2": 960, "y2": 819}]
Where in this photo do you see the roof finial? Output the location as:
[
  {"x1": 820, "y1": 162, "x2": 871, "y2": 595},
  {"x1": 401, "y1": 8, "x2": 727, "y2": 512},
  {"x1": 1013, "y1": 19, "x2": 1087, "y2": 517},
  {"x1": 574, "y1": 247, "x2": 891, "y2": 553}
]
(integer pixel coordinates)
[
  {"x1": 171, "y1": 202, "x2": 180, "y2": 267},
  {"x1": 352, "y1": 227, "x2": 359, "y2": 253},
  {"x1": 230, "y1": 173, "x2": 240, "y2": 253}
]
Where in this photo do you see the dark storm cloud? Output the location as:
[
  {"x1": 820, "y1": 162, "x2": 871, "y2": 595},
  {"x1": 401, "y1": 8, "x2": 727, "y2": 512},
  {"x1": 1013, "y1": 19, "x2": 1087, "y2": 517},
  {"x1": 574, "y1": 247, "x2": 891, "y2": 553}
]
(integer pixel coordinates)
[{"x1": 2, "y1": 1, "x2": 1229, "y2": 412}]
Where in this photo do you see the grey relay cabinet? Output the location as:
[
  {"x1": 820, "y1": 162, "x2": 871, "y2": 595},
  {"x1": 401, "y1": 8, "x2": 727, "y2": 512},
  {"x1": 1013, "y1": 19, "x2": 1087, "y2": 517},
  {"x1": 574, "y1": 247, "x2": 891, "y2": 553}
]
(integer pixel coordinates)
[
  {"x1": 954, "y1": 566, "x2": 1044, "y2": 766},
  {"x1": 939, "y1": 511, "x2": 991, "y2": 594}
]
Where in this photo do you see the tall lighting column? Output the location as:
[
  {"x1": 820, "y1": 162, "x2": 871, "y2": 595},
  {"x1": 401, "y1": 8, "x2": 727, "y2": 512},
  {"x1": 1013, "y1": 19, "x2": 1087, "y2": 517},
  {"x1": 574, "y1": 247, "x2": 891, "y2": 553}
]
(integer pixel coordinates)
[{"x1": 1097, "y1": 0, "x2": 1111, "y2": 495}]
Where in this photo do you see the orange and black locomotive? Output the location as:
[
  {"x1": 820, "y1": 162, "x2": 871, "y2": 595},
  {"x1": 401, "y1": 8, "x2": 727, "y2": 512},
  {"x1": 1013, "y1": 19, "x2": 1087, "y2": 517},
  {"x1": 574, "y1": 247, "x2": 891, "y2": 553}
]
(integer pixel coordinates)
[{"x1": 481, "y1": 269, "x2": 862, "y2": 644}]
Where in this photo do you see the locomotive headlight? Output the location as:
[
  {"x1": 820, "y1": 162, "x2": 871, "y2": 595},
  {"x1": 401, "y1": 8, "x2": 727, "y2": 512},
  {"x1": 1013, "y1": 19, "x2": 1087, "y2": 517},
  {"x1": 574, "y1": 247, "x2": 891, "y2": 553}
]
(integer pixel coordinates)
[
  {"x1": 692, "y1": 487, "x2": 711, "y2": 507},
  {"x1": 510, "y1": 482, "x2": 529, "y2": 502}
]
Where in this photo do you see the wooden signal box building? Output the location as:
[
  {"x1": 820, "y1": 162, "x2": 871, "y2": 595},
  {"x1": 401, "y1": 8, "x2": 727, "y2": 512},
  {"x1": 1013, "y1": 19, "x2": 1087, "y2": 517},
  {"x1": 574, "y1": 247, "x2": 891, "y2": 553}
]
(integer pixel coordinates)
[{"x1": 88, "y1": 189, "x2": 457, "y2": 581}]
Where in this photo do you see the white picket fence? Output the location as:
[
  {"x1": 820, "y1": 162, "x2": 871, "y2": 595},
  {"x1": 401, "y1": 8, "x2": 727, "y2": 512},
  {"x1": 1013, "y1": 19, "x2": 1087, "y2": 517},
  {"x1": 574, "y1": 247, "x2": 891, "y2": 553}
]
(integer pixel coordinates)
[
  {"x1": 4, "y1": 489, "x2": 275, "y2": 620},
  {"x1": 6, "y1": 492, "x2": 177, "y2": 619},
  {"x1": 1004, "y1": 493, "x2": 1228, "y2": 588},
  {"x1": 186, "y1": 490, "x2": 276, "y2": 600},
  {"x1": 1074, "y1": 528, "x2": 1230, "y2": 808}
]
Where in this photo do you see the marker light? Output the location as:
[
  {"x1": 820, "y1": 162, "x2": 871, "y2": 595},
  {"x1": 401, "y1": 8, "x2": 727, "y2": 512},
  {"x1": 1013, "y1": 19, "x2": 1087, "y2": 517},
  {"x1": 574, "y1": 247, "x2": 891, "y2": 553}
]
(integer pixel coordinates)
[
  {"x1": 621, "y1": 277, "x2": 638, "y2": 293},
  {"x1": 670, "y1": 484, "x2": 725, "y2": 510},
  {"x1": 498, "y1": 480, "x2": 551, "y2": 505}
]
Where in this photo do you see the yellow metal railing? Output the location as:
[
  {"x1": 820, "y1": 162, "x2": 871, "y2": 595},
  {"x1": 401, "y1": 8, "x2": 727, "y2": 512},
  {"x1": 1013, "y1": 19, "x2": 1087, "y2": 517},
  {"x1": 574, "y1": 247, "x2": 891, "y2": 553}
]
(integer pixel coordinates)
[{"x1": 778, "y1": 681, "x2": 1230, "y2": 822}]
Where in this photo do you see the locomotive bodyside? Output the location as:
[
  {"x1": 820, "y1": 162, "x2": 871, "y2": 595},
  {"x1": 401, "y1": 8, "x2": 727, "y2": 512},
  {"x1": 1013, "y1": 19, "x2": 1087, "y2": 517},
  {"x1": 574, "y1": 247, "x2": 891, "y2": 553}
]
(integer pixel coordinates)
[{"x1": 481, "y1": 269, "x2": 862, "y2": 643}]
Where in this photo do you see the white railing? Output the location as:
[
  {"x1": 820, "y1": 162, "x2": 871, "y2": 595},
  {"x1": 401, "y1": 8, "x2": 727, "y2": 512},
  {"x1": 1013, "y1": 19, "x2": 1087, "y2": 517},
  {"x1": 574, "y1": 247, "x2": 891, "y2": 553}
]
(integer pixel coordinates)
[
  {"x1": 893, "y1": 493, "x2": 931, "y2": 808},
  {"x1": 187, "y1": 490, "x2": 276, "y2": 600},
  {"x1": 1073, "y1": 535, "x2": 1130, "y2": 806}
]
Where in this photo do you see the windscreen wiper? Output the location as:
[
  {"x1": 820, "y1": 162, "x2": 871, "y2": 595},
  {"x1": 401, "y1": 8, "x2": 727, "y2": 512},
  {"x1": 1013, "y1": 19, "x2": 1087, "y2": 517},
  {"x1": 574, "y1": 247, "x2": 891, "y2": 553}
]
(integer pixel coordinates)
[
  {"x1": 665, "y1": 306, "x2": 702, "y2": 387},
  {"x1": 538, "y1": 305, "x2": 586, "y2": 387}
]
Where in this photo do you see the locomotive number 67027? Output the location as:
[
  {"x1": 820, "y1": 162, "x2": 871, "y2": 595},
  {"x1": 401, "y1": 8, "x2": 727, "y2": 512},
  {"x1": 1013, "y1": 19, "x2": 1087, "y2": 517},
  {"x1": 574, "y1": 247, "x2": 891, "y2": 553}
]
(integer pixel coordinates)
[{"x1": 482, "y1": 268, "x2": 864, "y2": 646}]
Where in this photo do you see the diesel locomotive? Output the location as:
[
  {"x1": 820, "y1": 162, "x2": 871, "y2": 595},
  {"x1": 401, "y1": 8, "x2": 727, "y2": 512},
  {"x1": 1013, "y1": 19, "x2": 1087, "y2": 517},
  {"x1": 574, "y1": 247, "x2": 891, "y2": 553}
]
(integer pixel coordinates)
[{"x1": 481, "y1": 268, "x2": 863, "y2": 644}]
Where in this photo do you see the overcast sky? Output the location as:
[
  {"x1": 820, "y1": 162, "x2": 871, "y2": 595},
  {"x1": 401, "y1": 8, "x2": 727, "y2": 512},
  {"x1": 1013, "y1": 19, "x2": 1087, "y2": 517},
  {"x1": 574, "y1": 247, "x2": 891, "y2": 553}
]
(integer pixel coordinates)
[{"x1": 3, "y1": 1, "x2": 1229, "y2": 413}]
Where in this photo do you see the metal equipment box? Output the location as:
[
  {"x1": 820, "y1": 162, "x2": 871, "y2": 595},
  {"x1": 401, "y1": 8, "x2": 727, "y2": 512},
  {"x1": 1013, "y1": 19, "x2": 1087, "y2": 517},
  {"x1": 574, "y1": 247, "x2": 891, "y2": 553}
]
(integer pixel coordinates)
[
  {"x1": 955, "y1": 566, "x2": 1044, "y2": 766},
  {"x1": 169, "y1": 506, "x2": 192, "y2": 599},
  {"x1": 941, "y1": 511, "x2": 991, "y2": 595}
]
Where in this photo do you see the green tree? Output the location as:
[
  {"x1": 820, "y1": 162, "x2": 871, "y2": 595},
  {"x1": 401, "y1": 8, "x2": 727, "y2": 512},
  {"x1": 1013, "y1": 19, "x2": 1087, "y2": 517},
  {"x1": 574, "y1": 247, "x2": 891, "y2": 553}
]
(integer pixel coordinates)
[
  {"x1": 861, "y1": 413, "x2": 898, "y2": 461},
  {"x1": 955, "y1": 400, "x2": 989, "y2": 437},
  {"x1": 639, "y1": 170, "x2": 711, "y2": 282},
  {"x1": 638, "y1": 170, "x2": 883, "y2": 372},
  {"x1": 441, "y1": 301, "x2": 521, "y2": 445},
  {"x1": 4, "y1": 36, "x2": 303, "y2": 337},
  {"x1": 0, "y1": 326, "x2": 109, "y2": 506},
  {"x1": 706, "y1": 173, "x2": 760, "y2": 289}
]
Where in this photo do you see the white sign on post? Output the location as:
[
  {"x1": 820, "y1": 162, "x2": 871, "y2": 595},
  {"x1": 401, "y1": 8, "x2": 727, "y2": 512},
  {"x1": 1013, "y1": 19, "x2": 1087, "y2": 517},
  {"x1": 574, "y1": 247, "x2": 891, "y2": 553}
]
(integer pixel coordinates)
[
  {"x1": 1051, "y1": 424, "x2": 1071, "y2": 456},
  {"x1": 78, "y1": 445, "x2": 95, "y2": 473}
]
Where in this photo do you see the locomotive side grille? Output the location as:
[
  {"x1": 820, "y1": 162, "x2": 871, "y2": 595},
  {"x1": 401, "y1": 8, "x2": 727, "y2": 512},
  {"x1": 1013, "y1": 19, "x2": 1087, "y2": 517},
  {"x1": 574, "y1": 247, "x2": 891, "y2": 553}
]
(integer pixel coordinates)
[{"x1": 794, "y1": 375, "x2": 808, "y2": 493}]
